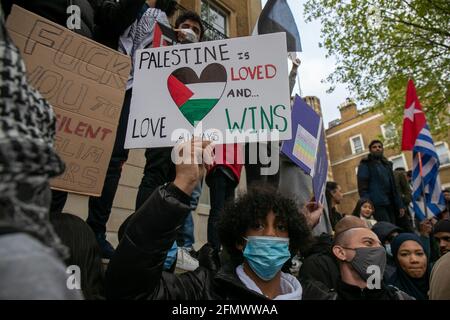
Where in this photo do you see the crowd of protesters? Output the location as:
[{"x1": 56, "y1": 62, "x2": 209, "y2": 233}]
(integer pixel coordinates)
[{"x1": 1, "y1": 0, "x2": 449, "y2": 301}]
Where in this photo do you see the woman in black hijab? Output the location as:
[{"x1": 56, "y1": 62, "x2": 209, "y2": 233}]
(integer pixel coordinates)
[{"x1": 389, "y1": 233, "x2": 430, "y2": 300}]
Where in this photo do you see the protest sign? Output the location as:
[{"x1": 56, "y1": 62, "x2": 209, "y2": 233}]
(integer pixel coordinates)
[
  {"x1": 281, "y1": 95, "x2": 328, "y2": 204},
  {"x1": 125, "y1": 32, "x2": 291, "y2": 148},
  {"x1": 6, "y1": 5, "x2": 131, "y2": 196}
]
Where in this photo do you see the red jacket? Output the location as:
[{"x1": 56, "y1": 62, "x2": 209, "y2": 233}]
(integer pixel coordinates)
[{"x1": 207, "y1": 144, "x2": 243, "y2": 182}]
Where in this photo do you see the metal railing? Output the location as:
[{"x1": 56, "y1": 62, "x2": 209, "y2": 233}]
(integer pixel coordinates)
[{"x1": 173, "y1": 3, "x2": 228, "y2": 41}]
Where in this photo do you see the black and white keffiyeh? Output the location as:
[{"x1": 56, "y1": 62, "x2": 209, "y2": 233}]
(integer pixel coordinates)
[
  {"x1": 0, "y1": 13, "x2": 68, "y2": 259},
  {"x1": 118, "y1": 7, "x2": 170, "y2": 89}
]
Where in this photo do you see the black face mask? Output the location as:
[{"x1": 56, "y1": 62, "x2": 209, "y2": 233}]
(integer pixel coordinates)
[{"x1": 343, "y1": 247, "x2": 387, "y2": 281}]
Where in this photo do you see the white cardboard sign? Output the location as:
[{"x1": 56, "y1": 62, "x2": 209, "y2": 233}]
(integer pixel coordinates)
[{"x1": 125, "y1": 32, "x2": 291, "y2": 148}]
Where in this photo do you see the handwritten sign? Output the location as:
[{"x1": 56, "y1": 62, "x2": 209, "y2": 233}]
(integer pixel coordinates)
[
  {"x1": 125, "y1": 32, "x2": 291, "y2": 148},
  {"x1": 6, "y1": 5, "x2": 131, "y2": 196}
]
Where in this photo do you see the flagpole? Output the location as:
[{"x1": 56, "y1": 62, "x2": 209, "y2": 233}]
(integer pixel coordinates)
[
  {"x1": 297, "y1": 70, "x2": 302, "y2": 97},
  {"x1": 417, "y1": 151, "x2": 429, "y2": 218}
]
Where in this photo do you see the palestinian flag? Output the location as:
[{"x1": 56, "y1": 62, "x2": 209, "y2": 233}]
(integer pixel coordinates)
[{"x1": 167, "y1": 63, "x2": 227, "y2": 126}]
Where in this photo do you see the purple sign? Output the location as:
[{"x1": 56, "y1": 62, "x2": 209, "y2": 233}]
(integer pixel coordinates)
[
  {"x1": 312, "y1": 127, "x2": 328, "y2": 204},
  {"x1": 281, "y1": 95, "x2": 328, "y2": 204}
]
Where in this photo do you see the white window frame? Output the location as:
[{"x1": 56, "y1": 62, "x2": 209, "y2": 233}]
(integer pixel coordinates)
[
  {"x1": 349, "y1": 134, "x2": 364, "y2": 154},
  {"x1": 200, "y1": 0, "x2": 228, "y2": 37},
  {"x1": 380, "y1": 123, "x2": 397, "y2": 140},
  {"x1": 389, "y1": 153, "x2": 408, "y2": 170},
  {"x1": 435, "y1": 141, "x2": 450, "y2": 166}
]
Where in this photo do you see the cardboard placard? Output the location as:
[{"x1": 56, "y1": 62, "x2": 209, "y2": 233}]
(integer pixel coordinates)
[
  {"x1": 125, "y1": 32, "x2": 291, "y2": 148},
  {"x1": 6, "y1": 5, "x2": 131, "y2": 196}
]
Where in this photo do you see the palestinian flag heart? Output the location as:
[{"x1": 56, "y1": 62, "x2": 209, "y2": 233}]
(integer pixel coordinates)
[{"x1": 167, "y1": 63, "x2": 227, "y2": 126}]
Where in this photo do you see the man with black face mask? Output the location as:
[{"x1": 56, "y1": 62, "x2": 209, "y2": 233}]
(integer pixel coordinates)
[
  {"x1": 332, "y1": 226, "x2": 412, "y2": 300},
  {"x1": 357, "y1": 140, "x2": 405, "y2": 224}
]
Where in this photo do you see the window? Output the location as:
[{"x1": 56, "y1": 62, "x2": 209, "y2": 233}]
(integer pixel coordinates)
[
  {"x1": 436, "y1": 142, "x2": 450, "y2": 165},
  {"x1": 201, "y1": 1, "x2": 228, "y2": 40},
  {"x1": 389, "y1": 154, "x2": 407, "y2": 170},
  {"x1": 381, "y1": 123, "x2": 397, "y2": 140},
  {"x1": 350, "y1": 134, "x2": 364, "y2": 154}
]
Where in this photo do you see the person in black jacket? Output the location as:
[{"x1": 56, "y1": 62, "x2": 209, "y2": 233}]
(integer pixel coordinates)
[
  {"x1": 105, "y1": 140, "x2": 332, "y2": 300},
  {"x1": 1, "y1": 0, "x2": 151, "y2": 48},
  {"x1": 1, "y1": 0, "x2": 96, "y2": 38},
  {"x1": 357, "y1": 140, "x2": 405, "y2": 224},
  {"x1": 331, "y1": 225, "x2": 412, "y2": 299},
  {"x1": 299, "y1": 216, "x2": 368, "y2": 291}
]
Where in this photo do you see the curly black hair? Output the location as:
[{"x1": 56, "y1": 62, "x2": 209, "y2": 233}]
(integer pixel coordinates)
[{"x1": 217, "y1": 186, "x2": 313, "y2": 265}]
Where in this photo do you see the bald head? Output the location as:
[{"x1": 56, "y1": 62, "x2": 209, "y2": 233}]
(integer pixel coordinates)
[
  {"x1": 334, "y1": 215, "x2": 369, "y2": 243},
  {"x1": 333, "y1": 228, "x2": 382, "y2": 261},
  {"x1": 335, "y1": 227, "x2": 377, "y2": 246}
]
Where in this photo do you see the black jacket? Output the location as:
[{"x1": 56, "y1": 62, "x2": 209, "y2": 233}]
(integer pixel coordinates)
[
  {"x1": 336, "y1": 280, "x2": 413, "y2": 300},
  {"x1": 2, "y1": 0, "x2": 95, "y2": 38},
  {"x1": 2, "y1": 0, "x2": 145, "y2": 48},
  {"x1": 299, "y1": 252, "x2": 340, "y2": 291},
  {"x1": 298, "y1": 233, "x2": 340, "y2": 290},
  {"x1": 91, "y1": 0, "x2": 146, "y2": 49},
  {"x1": 105, "y1": 183, "x2": 334, "y2": 300},
  {"x1": 357, "y1": 154, "x2": 403, "y2": 209}
]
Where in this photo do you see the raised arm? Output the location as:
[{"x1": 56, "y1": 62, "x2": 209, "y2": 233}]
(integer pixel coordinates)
[{"x1": 105, "y1": 140, "x2": 213, "y2": 299}]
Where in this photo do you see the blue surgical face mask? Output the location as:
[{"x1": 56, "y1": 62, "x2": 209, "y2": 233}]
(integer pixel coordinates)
[{"x1": 243, "y1": 236, "x2": 291, "y2": 281}]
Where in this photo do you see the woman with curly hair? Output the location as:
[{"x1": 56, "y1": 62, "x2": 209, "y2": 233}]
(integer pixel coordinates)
[{"x1": 106, "y1": 141, "x2": 332, "y2": 300}]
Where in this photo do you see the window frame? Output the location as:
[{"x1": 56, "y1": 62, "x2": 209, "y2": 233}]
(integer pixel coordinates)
[
  {"x1": 200, "y1": 0, "x2": 228, "y2": 38},
  {"x1": 435, "y1": 142, "x2": 450, "y2": 166},
  {"x1": 349, "y1": 134, "x2": 365, "y2": 154},
  {"x1": 389, "y1": 153, "x2": 408, "y2": 170},
  {"x1": 380, "y1": 123, "x2": 397, "y2": 140}
]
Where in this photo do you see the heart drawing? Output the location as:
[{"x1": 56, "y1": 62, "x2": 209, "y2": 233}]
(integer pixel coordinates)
[{"x1": 167, "y1": 63, "x2": 227, "y2": 126}]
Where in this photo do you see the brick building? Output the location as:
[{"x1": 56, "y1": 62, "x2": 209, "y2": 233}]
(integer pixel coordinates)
[{"x1": 326, "y1": 99, "x2": 450, "y2": 214}]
